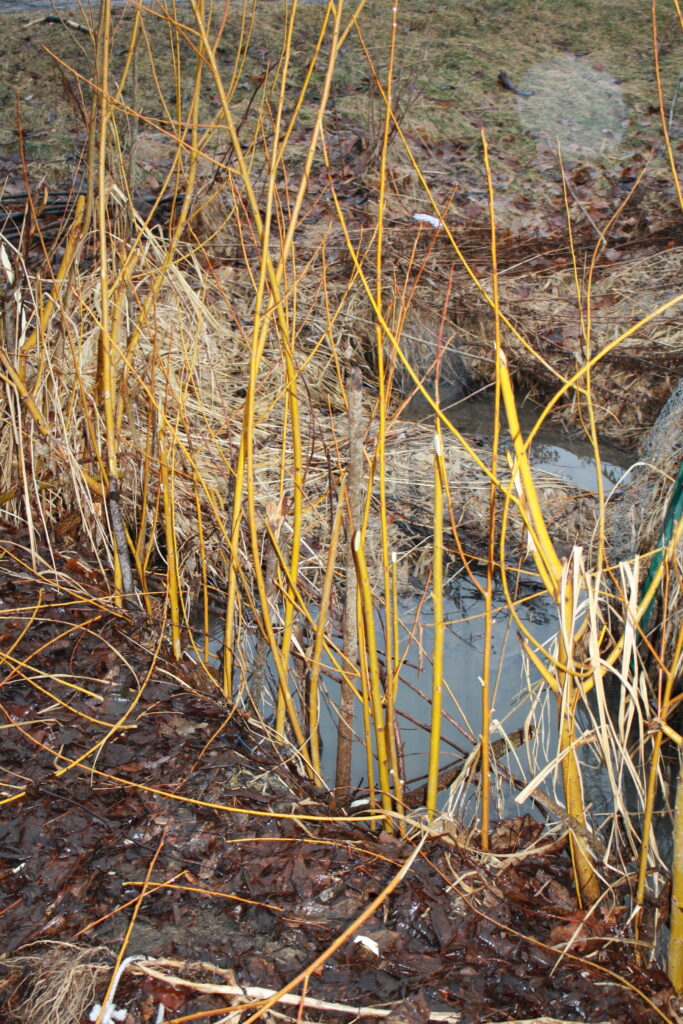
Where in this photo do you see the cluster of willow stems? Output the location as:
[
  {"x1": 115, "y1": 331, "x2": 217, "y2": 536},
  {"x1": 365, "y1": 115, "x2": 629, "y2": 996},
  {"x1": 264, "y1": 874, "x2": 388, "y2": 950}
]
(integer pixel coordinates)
[{"x1": 3, "y1": 0, "x2": 683, "y2": 996}]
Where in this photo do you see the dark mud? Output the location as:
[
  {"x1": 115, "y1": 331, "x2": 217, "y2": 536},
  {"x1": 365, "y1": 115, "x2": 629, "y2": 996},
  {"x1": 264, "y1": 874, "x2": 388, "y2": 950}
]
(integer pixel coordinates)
[{"x1": 0, "y1": 526, "x2": 676, "y2": 1023}]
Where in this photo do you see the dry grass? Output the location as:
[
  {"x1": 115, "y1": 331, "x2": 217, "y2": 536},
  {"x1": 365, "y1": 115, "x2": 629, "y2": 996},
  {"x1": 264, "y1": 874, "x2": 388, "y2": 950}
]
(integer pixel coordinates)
[{"x1": 2, "y1": 0, "x2": 683, "y2": 1000}]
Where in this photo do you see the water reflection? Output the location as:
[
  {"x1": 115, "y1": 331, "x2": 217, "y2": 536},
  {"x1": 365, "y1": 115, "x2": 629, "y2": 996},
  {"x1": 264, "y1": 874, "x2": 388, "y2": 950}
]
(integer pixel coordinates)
[
  {"x1": 197, "y1": 393, "x2": 633, "y2": 818},
  {"x1": 315, "y1": 571, "x2": 558, "y2": 818},
  {"x1": 404, "y1": 386, "x2": 632, "y2": 493}
]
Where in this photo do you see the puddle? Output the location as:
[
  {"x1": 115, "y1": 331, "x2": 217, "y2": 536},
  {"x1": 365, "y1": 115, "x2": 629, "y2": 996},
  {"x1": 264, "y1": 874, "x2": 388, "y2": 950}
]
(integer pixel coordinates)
[
  {"x1": 316, "y1": 574, "x2": 556, "y2": 814},
  {"x1": 197, "y1": 396, "x2": 633, "y2": 811},
  {"x1": 201, "y1": 575, "x2": 558, "y2": 816},
  {"x1": 405, "y1": 385, "x2": 633, "y2": 493}
]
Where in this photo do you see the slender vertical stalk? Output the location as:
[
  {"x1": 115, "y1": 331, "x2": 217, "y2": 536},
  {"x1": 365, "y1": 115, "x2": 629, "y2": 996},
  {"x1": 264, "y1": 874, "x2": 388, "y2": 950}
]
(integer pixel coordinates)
[
  {"x1": 357, "y1": 600, "x2": 376, "y2": 815},
  {"x1": 557, "y1": 561, "x2": 601, "y2": 908},
  {"x1": 354, "y1": 530, "x2": 393, "y2": 823},
  {"x1": 427, "y1": 431, "x2": 444, "y2": 819},
  {"x1": 669, "y1": 754, "x2": 683, "y2": 990},
  {"x1": 336, "y1": 366, "x2": 364, "y2": 803},
  {"x1": 372, "y1": 0, "x2": 400, "y2": 803},
  {"x1": 385, "y1": 548, "x2": 405, "y2": 828},
  {"x1": 94, "y1": 0, "x2": 131, "y2": 609},
  {"x1": 480, "y1": 130, "x2": 502, "y2": 850},
  {"x1": 194, "y1": 478, "x2": 210, "y2": 664},
  {"x1": 308, "y1": 495, "x2": 344, "y2": 778},
  {"x1": 275, "y1": 324, "x2": 304, "y2": 735},
  {"x1": 159, "y1": 418, "x2": 182, "y2": 660}
]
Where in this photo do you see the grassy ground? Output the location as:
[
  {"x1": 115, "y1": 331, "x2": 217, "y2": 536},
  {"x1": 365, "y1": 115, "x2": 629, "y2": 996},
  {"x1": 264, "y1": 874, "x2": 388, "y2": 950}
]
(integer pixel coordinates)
[{"x1": 0, "y1": 0, "x2": 679, "y2": 198}]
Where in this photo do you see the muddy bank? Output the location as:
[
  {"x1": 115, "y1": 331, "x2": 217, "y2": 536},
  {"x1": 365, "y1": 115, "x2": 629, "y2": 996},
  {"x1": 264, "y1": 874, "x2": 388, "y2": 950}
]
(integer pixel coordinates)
[
  {"x1": 343, "y1": 231, "x2": 683, "y2": 454},
  {"x1": 0, "y1": 533, "x2": 676, "y2": 1024},
  {"x1": 1, "y1": 0, "x2": 681, "y2": 590}
]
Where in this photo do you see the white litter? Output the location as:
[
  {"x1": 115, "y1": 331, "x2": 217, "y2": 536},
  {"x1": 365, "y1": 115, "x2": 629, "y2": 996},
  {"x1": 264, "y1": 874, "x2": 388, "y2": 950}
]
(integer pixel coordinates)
[
  {"x1": 353, "y1": 935, "x2": 380, "y2": 956},
  {"x1": 412, "y1": 213, "x2": 442, "y2": 229},
  {"x1": 88, "y1": 1004, "x2": 128, "y2": 1023},
  {"x1": 89, "y1": 954, "x2": 149, "y2": 1023}
]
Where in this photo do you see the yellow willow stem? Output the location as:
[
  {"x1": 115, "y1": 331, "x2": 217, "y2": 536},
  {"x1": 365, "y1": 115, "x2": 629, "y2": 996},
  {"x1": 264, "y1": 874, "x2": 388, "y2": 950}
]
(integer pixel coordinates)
[
  {"x1": 0, "y1": 352, "x2": 50, "y2": 438},
  {"x1": 159, "y1": 420, "x2": 182, "y2": 660},
  {"x1": 390, "y1": 551, "x2": 400, "y2": 703},
  {"x1": 669, "y1": 753, "x2": 683, "y2": 990},
  {"x1": 357, "y1": 602, "x2": 377, "y2": 816},
  {"x1": 353, "y1": 530, "x2": 393, "y2": 823},
  {"x1": 308, "y1": 494, "x2": 345, "y2": 777},
  {"x1": 480, "y1": 130, "x2": 502, "y2": 851},
  {"x1": 385, "y1": 549, "x2": 405, "y2": 830},
  {"x1": 498, "y1": 351, "x2": 563, "y2": 599},
  {"x1": 262, "y1": 4, "x2": 302, "y2": 742},
  {"x1": 426, "y1": 432, "x2": 445, "y2": 820},
  {"x1": 558, "y1": 677, "x2": 600, "y2": 908},
  {"x1": 372, "y1": 0, "x2": 398, "y2": 781},
  {"x1": 480, "y1": 546, "x2": 494, "y2": 843},
  {"x1": 94, "y1": 0, "x2": 127, "y2": 607},
  {"x1": 276, "y1": 329, "x2": 304, "y2": 737},
  {"x1": 222, "y1": 472, "x2": 241, "y2": 698},
  {"x1": 19, "y1": 195, "x2": 85, "y2": 372},
  {"x1": 336, "y1": 365, "x2": 364, "y2": 802},
  {"x1": 195, "y1": 477, "x2": 210, "y2": 664},
  {"x1": 557, "y1": 557, "x2": 600, "y2": 908}
]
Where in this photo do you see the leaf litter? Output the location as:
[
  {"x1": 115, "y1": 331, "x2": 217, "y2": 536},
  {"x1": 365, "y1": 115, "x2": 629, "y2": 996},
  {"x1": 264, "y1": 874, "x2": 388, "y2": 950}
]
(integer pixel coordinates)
[
  {"x1": 0, "y1": 528, "x2": 677, "y2": 1023},
  {"x1": 1, "y1": 1, "x2": 683, "y2": 1021}
]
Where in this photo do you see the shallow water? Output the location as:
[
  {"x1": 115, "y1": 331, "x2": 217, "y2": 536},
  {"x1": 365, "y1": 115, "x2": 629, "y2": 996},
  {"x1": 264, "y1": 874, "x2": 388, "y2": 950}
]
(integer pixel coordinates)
[
  {"x1": 405, "y1": 385, "x2": 632, "y2": 493},
  {"x1": 315, "y1": 573, "x2": 558, "y2": 817},
  {"x1": 336, "y1": 391, "x2": 633, "y2": 815},
  {"x1": 201, "y1": 398, "x2": 632, "y2": 817}
]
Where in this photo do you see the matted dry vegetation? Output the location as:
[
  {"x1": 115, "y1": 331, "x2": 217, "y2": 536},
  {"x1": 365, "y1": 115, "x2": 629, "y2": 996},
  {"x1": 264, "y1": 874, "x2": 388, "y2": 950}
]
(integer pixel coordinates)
[{"x1": 2, "y1": 0, "x2": 683, "y2": 1021}]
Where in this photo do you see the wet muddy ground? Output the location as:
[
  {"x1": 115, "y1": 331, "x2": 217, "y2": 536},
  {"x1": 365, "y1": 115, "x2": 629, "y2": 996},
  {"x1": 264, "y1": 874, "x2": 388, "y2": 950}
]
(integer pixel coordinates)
[
  {"x1": 1, "y1": 2, "x2": 683, "y2": 1021},
  {"x1": 0, "y1": 526, "x2": 677, "y2": 1023}
]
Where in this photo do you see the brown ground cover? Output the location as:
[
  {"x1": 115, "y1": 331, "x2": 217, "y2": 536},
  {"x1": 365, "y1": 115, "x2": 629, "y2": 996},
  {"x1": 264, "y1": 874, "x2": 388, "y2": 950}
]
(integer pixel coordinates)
[
  {"x1": 2, "y1": 2, "x2": 683, "y2": 1021},
  {"x1": 0, "y1": 529, "x2": 676, "y2": 1024}
]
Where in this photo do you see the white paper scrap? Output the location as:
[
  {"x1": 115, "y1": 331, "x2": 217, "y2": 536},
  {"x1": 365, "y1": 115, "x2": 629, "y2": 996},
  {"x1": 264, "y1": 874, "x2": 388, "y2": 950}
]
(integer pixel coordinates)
[
  {"x1": 412, "y1": 213, "x2": 442, "y2": 229},
  {"x1": 353, "y1": 935, "x2": 380, "y2": 956}
]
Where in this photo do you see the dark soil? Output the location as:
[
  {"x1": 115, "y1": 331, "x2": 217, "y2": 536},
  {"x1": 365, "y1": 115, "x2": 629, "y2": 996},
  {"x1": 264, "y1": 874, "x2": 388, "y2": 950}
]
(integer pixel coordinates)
[
  {"x1": 0, "y1": 526, "x2": 677, "y2": 1023},
  {"x1": 1, "y1": 4, "x2": 683, "y2": 1021}
]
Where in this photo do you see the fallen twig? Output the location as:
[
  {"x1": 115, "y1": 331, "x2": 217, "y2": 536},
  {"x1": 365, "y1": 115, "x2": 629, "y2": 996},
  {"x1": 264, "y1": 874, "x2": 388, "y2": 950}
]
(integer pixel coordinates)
[{"x1": 132, "y1": 958, "x2": 607, "y2": 1024}]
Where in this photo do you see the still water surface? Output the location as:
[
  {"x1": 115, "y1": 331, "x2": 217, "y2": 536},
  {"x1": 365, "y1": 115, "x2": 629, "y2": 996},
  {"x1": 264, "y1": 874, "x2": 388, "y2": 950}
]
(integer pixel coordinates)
[
  {"x1": 203, "y1": 395, "x2": 633, "y2": 816},
  {"x1": 322, "y1": 395, "x2": 631, "y2": 809}
]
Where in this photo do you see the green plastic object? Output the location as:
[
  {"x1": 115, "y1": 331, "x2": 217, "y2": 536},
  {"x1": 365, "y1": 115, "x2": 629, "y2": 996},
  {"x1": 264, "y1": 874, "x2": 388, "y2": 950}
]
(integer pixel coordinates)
[{"x1": 641, "y1": 457, "x2": 683, "y2": 629}]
